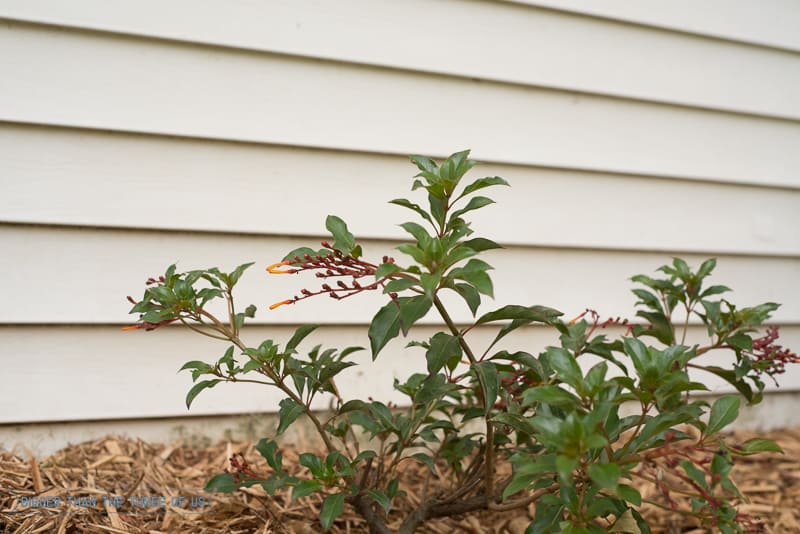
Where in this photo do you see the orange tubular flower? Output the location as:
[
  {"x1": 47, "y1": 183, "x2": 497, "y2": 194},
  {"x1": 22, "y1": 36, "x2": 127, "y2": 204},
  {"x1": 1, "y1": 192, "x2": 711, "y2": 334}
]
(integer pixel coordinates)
[
  {"x1": 266, "y1": 261, "x2": 296, "y2": 275},
  {"x1": 121, "y1": 324, "x2": 142, "y2": 331},
  {"x1": 269, "y1": 299, "x2": 293, "y2": 311}
]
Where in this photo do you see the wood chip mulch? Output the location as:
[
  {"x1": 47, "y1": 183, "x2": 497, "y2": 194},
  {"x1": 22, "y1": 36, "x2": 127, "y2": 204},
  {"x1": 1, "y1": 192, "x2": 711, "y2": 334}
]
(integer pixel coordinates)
[{"x1": 1, "y1": 428, "x2": 798, "y2": 533}]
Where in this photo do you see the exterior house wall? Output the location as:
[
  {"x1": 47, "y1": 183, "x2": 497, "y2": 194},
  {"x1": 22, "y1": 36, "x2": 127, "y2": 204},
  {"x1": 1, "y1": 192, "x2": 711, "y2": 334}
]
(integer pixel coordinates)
[{"x1": 0, "y1": 1, "x2": 798, "y2": 447}]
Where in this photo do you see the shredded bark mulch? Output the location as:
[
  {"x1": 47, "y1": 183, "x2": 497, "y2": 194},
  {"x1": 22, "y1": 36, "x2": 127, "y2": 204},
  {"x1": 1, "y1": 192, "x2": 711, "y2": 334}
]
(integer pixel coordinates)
[{"x1": 1, "y1": 428, "x2": 798, "y2": 533}]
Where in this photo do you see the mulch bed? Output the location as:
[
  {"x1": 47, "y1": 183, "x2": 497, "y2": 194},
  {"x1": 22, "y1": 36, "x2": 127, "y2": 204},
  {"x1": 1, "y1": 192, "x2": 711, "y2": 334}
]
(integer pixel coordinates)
[{"x1": 1, "y1": 429, "x2": 798, "y2": 533}]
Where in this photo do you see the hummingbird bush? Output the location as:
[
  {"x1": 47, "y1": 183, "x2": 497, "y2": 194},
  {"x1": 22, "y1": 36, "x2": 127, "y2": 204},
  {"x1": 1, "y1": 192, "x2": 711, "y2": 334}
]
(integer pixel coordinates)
[{"x1": 125, "y1": 150, "x2": 797, "y2": 533}]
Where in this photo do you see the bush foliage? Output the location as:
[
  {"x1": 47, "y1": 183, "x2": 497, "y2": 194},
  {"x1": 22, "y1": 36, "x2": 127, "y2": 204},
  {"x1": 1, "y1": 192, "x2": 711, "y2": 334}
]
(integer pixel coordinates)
[{"x1": 126, "y1": 151, "x2": 798, "y2": 533}]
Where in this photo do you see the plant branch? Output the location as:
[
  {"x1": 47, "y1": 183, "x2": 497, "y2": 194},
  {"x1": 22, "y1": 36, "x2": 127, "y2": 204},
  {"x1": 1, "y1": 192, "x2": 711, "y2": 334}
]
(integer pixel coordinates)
[{"x1": 432, "y1": 295, "x2": 497, "y2": 506}]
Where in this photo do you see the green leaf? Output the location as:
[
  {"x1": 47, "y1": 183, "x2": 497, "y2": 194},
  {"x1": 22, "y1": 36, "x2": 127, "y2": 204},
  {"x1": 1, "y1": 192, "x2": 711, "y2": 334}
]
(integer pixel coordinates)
[
  {"x1": 736, "y1": 438, "x2": 783, "y2": 455},
  {"x1": 453, "y1": 282, "x2": 481, "y2": 316},
  {"x1": 383, "y1": 278, "x2": 419, "y2": 293},
  {"x1": 411, "y1": 452, "x2": 436, "y2": 473},
  {"x1": 396, "y1": 243, "x2": 426, "y2": 264},
  {"x1": 320, "y1": 493, "x2": 345, "y2": 531},
  {"x1": 449, "y1": 196, "x2": 495, "y2": 222},
  {"x1": 459, "y1": 176, "x2": 509, "y2": 198},
  {"x1": 545, "y1": 347, "x2": 583, "y2": 390},
  {"x1": 726, "y1": 332, "x2": 752, "y2": 351},
  {"x1": 185, "y1": 379, "x2": 221, "y2": 409},
  {"x1": 286, "y1": 325, "x2": 319, "y2": 353},
  {"x1": 522, "y1": 385, "x2": 580, "y2": 408},
  {"x1": 588, "y1": 463, "x2": 621, "y2": 489},
  {"x1": 368, "y1": 296, "x2": 432, "y2": 358},
  {"x1": 365, "y1": 489, "x2": 392, "y2": 514},
  {"x1": 277, "y1": 398, "x2": 305, "y2": 435},
  {"x1": 325, "y1": 215, "x2": 357, "y2": 255},
  {"x1": 462, "y1": 237, "x2": 502, "y2": 252},
  {"x1": 476, "y1": 305, "x2": 562, "y2": 326},
  {"x1": 617, "y1": 485, "x2": 642, "y2": 506},
  {"x1": 179, "y1": 360, "x2": 213, "y2": 374},
  {"x1": 375, "y1": 262, "x2": 402, "y2": 279},
  {"x1": 399, "y1": 222, "x2": 431, "y2": 246},
  {"x1": 389, "y1": 198, "x2": 434, "y2": 226},
  {"x1": 282, "y1": 247, "x2": 328, "y2": 264},
  {"x1": 292, "y1": 479, "x2": 322, "y2": 500},
  {"x1": 229, "y1": 262, "x2": 255, "y2": 286},
  {"x1": 706, "y1": 395, "x2": 740, "y2": 436},
  {"x1": 696, "y1": 258, "x2": 717, "y2": 279},
  {"x1": 700, "y1": 285, "x2": 731, "y2": 298},
  {"x1": 205, "y1": 473, "x2": 238, "y2": 493},
  {"x1": 409, "y1": 154, "x2": 438, "y2": 174},
  {"x1": 473, "y1": 361, "x2": 499, "y2": 413},
  {"x1": 255, "y1": 439, "x2": 283, "y2": 472},
  {"x1": 426, "y1": 332, "x2": 462, "y2": 374}
]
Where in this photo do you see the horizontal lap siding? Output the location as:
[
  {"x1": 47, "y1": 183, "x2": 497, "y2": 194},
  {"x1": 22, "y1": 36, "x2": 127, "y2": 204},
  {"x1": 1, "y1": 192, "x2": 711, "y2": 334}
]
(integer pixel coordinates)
[
  {"x1": 1, "y1": 1, "x2": 799, "y2": 119},
  {"x1": 1, "y1": 23, "x2": 800, "y2": 187},
  {"x1": 1, "y1": 225, "x2": 798, "y2": 326},
  {"x1": 3, "y1": 325, "x2": 799, "y2": 423},
  {"x1": 510, "y1": 0, "x2": 800, "y2": 52},
  {"x1": 1, "y1": 1, "x2": 799, "y2": 425},
  {"x1": 2, "y1": 125, "x2": 799, "y2": 256}
]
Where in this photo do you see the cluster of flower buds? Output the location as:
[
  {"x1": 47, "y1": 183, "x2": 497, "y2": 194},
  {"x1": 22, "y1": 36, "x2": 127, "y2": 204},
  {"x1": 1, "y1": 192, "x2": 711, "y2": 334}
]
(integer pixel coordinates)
[
  {"x1": 267, "y1": 242, "x2": 399, "y2": 310},
  {"x1": 145, "y1": 275, "x2": 166, "y2": 286},
  {"x1": 747, "y1": 326, "x2": 800, "y2": 376},
  {"x1": 568, "y1": 309, "x2": 632, "y2": 337},
  {"x1": 227, "y1": 452, "x2": 259, "y2": 483}
]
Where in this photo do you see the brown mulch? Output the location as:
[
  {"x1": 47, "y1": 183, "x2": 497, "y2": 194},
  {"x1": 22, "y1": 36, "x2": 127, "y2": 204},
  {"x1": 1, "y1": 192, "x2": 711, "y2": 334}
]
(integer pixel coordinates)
[{"x1": 1, "y1": 429, "x2": 798, "y2": 534}]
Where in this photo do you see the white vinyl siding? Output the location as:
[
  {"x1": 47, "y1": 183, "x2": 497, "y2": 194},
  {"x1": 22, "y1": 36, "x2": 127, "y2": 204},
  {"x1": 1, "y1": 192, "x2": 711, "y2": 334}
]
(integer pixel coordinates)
[{"x1": 1, "y1": 1, "x2": 798, "y2": 427}]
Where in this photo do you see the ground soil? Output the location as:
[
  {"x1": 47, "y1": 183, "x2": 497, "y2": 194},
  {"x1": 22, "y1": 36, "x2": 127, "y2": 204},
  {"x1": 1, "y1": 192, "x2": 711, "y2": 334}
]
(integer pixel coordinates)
[{"x1": 1, "y1": 428, "x2": 798, "y2": 533}]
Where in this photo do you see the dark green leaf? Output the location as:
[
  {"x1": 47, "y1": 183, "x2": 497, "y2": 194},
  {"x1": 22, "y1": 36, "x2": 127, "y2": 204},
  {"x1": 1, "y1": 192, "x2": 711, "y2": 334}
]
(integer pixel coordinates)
[
  {"x1": 696, "y1": 258, "x2": 717, "y2": 279},
  {"x1": 409, "y1": 154, "x2": 438, "y2": 174},
  {"x1": 617, "y1": 485, "x2": 642, "y2": 506},
  {"x1": 229, "y1": 262, "x2": 255, "y2": 286},
  {"x1": 449, "y1": 196, "x2": 495, "y2": 222},
  {"x1": 286, "y1": 325, "x2": 319, "y2": 353},
  {"x1": 365, "y1": 489, "x2": 392, "y2": 514},
  {"x1": 326, "y1": 215, "x2": 357, "y2": 255},
  {"x1": 462, "y1": 237, "x2": 502, "y2": 252},
  {"x1": 588, "y1": 463, "x2": 621, "y2": 489},
  {"x1": 453, "y1": 282, "x2": 481, "y2": 316},
  {"x1": 706, "y1": 395, "x2": 740, "y2": 436},
  {"x1": 277, "y1": 398, "x2": 305, "y2": 435},
  {"x1": 389, "y1": 198, "x2": 434, "y2": 226},
  {"x1": 522, "y1": 385, "x2": 580, "y2": 408},
  {"x1": 375, "y1": 262, "x2": 402, "y2": 279},
  {"x1": 292, "y1": 479, "x2": 322, "y2": 500},
  {"x1": 179, "y1": 360, "x2": 213, "y2": 374},
  {"x1": 700, "y1": 285, "x2": 731, "y2": 298},
  {"x1": 320, "y1": 493, "x2": 345, "y2": 531},
  {"x1": 476, "y1": 305, "x2": 562, "y2": 326},
  {"x1": 736, "y1": 438, "x2": 783, "y2": 455},
  {"x1": 411, "y1": 452, "x2": 436, "y2": 473},
  {"x1": 368, "y1": 296, "x2": 432, "y2": 358},
  {"x1": 399, "y1": 222, "x2": 431, "y2": 246},
  {"x1": 426, "y1": 332, "x2": 462, "y2": 374},
  {"x1": 205, "y1": 473, "x2": 238, "y2": 493},
  {"x1": 185, "y1": 379, "x2": 221, "y2": 409},
  {"x1": 459, "y1": 176, "x2": 509, "y2": 198},
  {"x1": 255, "y1": 439, "x2": 283, "y2": 472},
  {"x1": 545, "y1": 347, "x2": 583, "y2": 390},
  {"x1": 283, "y1": 247, "x2": 328, "y2": 264},
  {"x1": 473, "y1": 361, "x2": 499, "y2": 413}
]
